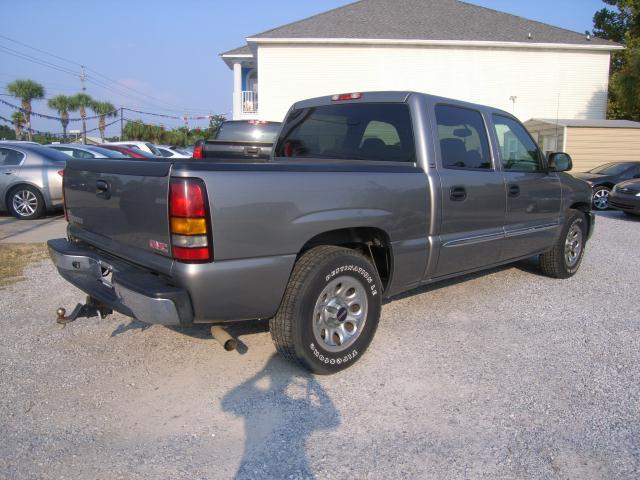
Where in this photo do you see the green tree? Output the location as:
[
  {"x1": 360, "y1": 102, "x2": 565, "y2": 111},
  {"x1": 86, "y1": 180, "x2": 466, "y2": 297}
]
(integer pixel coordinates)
[
  {"x1": 70, "y1": 93, "x2": 94, "y2": 144},
  {"x1": 5, "y1": 79, "x2": 45, "y2": 141},
  {"x1": 11, "y1": 111, "x2": 25, "y2": 140},
  {"x1": 593, "y1": 0, "x2": 640, "y2": 119},
  {"x1": 208, "y1": 114, "x2": 226, "y2": 136},
  {"x1": 91, "y1": 101, "x2": 117, "y2": 142},
  {"x1": 47, "y1": 95, "x2": 74, "y2": 141}
]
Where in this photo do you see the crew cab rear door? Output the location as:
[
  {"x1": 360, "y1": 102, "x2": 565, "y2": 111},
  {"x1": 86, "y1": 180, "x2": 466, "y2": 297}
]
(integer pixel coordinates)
[
  {"x1": 431, "y1": 104, "x2": 506, "y2": 277},
  {"x1": 489, "y1": 114, "x2": 561, "y2": 260}
]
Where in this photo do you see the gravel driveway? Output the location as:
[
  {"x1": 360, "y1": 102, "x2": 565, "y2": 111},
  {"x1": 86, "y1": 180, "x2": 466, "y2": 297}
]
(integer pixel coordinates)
[{"x1": 1, "y1": 212, "x2": 639, "y2": 479}]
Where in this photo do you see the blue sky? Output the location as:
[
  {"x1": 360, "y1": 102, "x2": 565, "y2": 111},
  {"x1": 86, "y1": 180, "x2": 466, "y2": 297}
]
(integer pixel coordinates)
[{"x1": 0, "y1": 0, "x2": 611, "y2": 137}]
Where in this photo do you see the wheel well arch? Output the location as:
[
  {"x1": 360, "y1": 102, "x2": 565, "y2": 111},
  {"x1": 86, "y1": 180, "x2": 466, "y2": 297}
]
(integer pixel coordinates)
[
  {"x1": 299, "y1": 227, "x2": 393, "y2": 292},
  {"x1": 569, "y1": 201, "x2": 593, "y2": 236},
  {"x1": 597, "y1": 183, "x2": 615, "y2": 190}
]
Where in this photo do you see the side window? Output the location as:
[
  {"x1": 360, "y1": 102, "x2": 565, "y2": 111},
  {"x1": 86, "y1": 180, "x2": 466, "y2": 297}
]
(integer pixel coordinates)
[
  {"x1": 0, "y1": 148, "x2": 25, "y2": 166},
  {"x1": 435, "y1": 105, "x2": 492, "y2": 170},
  {"x1": 72, "y1": 149, "x2": 94, "y2": 159},
  {"x1": 275, "y1": 103, "x2": 415, "y2": 162},
  {"x1": 492, "y1": 115, "x2": 544, "y2": 172}
]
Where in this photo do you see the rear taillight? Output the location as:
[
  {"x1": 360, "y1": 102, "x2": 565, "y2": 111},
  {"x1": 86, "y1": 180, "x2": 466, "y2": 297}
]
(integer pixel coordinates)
[
  {"x1": 169, "y1": 178, "x2": 211, "y2": 262},
  {"x1": 60, "y1": 170, "x2": 68, "y2": 222},
  {"x1": 192, "y1": 145, "x2": 204, "y2": 159}
]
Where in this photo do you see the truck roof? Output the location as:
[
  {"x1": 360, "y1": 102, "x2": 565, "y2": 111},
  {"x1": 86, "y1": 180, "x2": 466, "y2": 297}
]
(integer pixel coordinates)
[{"x1": 292, "y1": 91, "x2": 512, "y2": 117}]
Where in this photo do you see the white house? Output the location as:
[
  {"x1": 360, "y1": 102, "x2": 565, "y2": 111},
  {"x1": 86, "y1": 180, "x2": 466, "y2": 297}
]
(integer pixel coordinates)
[{"x1": 221, "y1": 0, "x2": 622, "y2": 122}]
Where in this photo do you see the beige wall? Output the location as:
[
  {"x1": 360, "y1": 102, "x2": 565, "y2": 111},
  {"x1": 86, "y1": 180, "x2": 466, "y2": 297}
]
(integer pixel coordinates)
[
  {"x1": 257, "y1": 43, "x2": 611, "y2": 122},
  {"x1": 524, "y1": 120, "x2": 565, "y2": 153},
  {"x1": 565, "y1": 127, "x2": 640, "y2": 172}
]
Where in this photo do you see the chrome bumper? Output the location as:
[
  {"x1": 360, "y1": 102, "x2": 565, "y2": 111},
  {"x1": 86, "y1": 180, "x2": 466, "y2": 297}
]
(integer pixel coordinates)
[{"x1": 47, "y1": 238, "x2": 193, "y2": 326}]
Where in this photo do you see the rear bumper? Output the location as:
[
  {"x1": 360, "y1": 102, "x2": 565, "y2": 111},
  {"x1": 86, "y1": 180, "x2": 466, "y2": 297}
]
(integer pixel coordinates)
[
  {"x1": 47, "y1": 238, "x2": 193, "y2": 325},
  {"x1": 609, "y1": 192, "x2": 640, "y2": 213}
]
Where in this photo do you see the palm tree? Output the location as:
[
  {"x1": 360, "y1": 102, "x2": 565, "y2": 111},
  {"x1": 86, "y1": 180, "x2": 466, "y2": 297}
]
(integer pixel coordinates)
[
  {"x1": 90, "y1": 101, "x2": 117, "y2": 142},
  {"x1": 6, "y1": 79, "x2": 45, "y2": 141},
  {"x1": 47, "y1": 95, "x2": 74, "y2": 142},
  {"x1": 11, "y1": 111, "x2": 25, "y2": 140},
  {"x1": 70, "y1": 93, "x2": 93, "y2": 144}
]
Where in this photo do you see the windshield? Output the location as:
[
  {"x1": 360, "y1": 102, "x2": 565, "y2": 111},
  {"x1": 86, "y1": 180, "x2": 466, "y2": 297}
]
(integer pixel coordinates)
[
  {"x1": 88, "y1": 146, "x2": 129, "y2": 158},
  {"x1": 588, "y1": 162, "x2": 633, "y2": 176},
  {"x1": 216, "y1": 122, "x2": 281, "y2": 142}
]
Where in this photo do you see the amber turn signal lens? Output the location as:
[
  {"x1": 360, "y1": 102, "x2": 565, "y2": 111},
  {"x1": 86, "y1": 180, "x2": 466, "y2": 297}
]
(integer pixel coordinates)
[{"x1": 170, "y1": 217, "x2": 207, "y2": 235}]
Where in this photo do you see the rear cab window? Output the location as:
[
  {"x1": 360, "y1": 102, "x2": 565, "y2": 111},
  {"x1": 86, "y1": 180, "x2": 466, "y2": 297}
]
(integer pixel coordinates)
[
  {"x1": 216, "y1": 122, "x2": 281, "y2": 143},
  {"x1": 274, "y1": 103, "x2": 415, "y2": 162},
  {"x1": 435, "y1": 104, "x2": 492, "y2": 170}
]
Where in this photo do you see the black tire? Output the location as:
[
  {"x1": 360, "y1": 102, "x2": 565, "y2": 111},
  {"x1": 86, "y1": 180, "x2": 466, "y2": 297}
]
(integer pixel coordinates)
[
  {"x1": 540, "y1": 210, "x2": 587, "y2": 279},
  {"x1": 7, "y1": 185, "x2": 45, "y2": 220},
  {"x1": 591, "y1": 186, "x2": 610, "y2": 211},
  {"x1": 270, "y1": 245, "x2": 382, "y2": 374}
]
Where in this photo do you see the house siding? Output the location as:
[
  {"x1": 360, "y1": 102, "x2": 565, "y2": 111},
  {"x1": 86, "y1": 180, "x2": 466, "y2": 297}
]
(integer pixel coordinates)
[
  {"x1": 564, "y1": 127, "x2": 640, "y2": 172},
  {"x1": 257, "y1": 43, "x2": 611, "y2": 122}
]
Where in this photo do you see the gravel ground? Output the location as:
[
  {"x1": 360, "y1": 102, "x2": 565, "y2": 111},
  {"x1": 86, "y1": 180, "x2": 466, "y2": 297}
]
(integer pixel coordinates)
[{"x1": 1, "y1": 211, "x2": 639, "y2": 479}]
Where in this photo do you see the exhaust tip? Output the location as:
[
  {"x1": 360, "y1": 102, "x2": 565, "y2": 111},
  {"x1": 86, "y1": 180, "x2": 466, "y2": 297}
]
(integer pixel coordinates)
[{"x1": 211, "y1": 326, "x2": 237, "y2": 352}]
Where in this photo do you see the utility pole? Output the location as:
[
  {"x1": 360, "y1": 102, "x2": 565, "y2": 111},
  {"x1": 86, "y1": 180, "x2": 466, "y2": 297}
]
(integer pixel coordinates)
[
  {"x1": 80, "y1": 66, "x2": 87, "y2": 92},
  {"x1": 120, "y1": 107, "x2": 124, "y2": 140}
]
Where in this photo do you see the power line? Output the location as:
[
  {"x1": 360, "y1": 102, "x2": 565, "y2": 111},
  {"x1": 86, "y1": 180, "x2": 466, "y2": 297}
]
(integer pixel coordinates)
[{"x1": 0, "y1": 34, "x2": 212, "y2": 114}]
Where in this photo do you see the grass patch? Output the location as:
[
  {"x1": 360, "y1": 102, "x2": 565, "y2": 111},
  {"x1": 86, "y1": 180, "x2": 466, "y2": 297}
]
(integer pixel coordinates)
[{"x1": 0, "y1": 243, "x2": 50, "y2": 288}]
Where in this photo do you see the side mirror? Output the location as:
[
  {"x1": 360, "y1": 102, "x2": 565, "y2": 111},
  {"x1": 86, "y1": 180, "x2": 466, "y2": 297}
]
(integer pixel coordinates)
[{"x1": 548, "y1": 152, "x2": 572, "y2": 172}]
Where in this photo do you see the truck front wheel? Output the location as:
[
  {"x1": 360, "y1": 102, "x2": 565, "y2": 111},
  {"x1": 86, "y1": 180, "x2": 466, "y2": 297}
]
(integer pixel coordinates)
[
  {"x1": 539, "y1": 210, "x2": 587, "y2": 279},
  {"x1": 270, "y1": 246, "x2": 382, "y2": 374}
]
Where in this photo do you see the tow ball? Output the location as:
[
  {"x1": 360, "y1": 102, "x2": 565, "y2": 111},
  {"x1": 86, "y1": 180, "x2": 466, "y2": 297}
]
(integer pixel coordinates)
[{"x1": 56, "y1": 296, "x2": 113, "y2": 325}]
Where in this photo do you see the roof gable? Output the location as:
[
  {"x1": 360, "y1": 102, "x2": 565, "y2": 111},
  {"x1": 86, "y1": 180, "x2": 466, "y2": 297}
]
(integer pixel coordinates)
[{"x1": 248, "y1": 0, "x2": 618, "y2": 47}]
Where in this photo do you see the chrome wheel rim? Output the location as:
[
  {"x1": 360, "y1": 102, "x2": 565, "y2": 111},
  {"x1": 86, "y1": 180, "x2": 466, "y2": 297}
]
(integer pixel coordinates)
[
  {"x1": 592, "y1": 189, "x2": 609, "y2": 210},
  {"x1": 12, "y1": 189, "x2": 38, "y2": 217},
  {"x1": 312, "y1": 275, "x2": 368, "y2": 353},
  {"x1": 564, "y1": 222, "x2": 583, "y2": 268}
]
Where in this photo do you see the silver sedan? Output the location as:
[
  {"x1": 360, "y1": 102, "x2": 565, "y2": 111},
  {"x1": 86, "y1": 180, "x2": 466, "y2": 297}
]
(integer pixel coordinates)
[{"x1": 0, "y1": 143, "x2": 68, "y2": 220}]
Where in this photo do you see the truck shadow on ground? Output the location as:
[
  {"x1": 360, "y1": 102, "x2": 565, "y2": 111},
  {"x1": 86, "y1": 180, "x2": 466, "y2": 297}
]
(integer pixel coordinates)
[{"x1": 221, "y1": 354, "x2": 340, "y2": 479}]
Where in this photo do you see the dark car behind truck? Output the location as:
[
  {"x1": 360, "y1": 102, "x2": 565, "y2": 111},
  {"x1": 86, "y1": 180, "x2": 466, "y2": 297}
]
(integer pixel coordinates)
[
  {"x1": 48, "y1": 91, "x2": 594, "y2": 374},
  {"x1": 194, "y1": 120, "x2": 281, "y2": 161}
]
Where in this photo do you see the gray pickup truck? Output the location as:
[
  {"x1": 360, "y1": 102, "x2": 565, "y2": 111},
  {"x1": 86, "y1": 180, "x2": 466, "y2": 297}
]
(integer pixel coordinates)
[{"x1": 48, "y1": 91, "x2": 593, "y2": 374}]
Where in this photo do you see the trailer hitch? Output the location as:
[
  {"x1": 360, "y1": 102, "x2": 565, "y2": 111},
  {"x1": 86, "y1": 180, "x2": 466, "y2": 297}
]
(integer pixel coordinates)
[{"x1": 56, "y1": 296, "x2": 113, "y2": 325}]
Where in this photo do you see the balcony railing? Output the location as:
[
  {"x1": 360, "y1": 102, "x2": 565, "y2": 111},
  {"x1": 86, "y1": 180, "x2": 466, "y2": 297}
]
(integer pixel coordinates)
[{"x1": 241, "y1": 91, "x2": 258, "y2": 114}]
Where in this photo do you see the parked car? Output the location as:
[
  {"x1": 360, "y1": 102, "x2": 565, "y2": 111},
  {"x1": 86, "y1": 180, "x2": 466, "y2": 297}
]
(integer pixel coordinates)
[
  {"x1": 194, "y1": 120, "x2": 282, "y2": 160},
  {"x1": 572, "y1": 162, "x2": 640, "y2": 210},
  {"x1": 49, "y1": 91, "x2": 593, "y2": 374},
  {"x1": 157, "y1": 145, "x2": 190, "y2": 158},
  {"x1": 100, "y1": 144, "x2": 155, "y2": 159},
  {"x1": 107, "y1": 141, "x2": 162, "y2": 156},
  {"x1": 609, "y1": 178, "x2": 640, "y2": 216},
  {"x1": 47, "y1": 144, "x2": 131, "y2": 159},
  {"x1": 0, "y1": 142, "x2": 69, "y2": 219}
]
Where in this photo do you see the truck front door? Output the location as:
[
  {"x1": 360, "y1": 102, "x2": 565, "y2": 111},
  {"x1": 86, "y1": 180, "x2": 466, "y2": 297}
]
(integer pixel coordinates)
[
  {"x1": 432, "y1": 104, "x2": 506, "y2": 277},
  {"x1": 490, "y1": 114, "x2": 562, "y2": 260}
]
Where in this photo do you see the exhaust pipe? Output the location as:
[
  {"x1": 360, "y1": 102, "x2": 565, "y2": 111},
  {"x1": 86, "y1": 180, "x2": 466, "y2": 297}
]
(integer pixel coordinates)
[{"x1": 211, "y1": 325, "x2": 237, "y2": 351}]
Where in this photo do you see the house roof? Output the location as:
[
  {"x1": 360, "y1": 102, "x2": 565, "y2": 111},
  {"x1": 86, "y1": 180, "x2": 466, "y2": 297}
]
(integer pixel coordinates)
[
  {"x1": 220, "y1": 45, "x2": 252, "y2": 57},
  {"x1": 529, "y1": 119, "x2": 640, "y2": 129},
  {"x1": 247, "y1": 0, "x2": 619, "y2": 48}
]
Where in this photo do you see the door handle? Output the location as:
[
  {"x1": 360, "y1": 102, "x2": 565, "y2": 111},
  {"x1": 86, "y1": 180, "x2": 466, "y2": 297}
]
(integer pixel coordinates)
[
  {"x1": 508, "y1": 184, "x2": 520, "y2": 197},
  {"x1": 3, "y1": 170, "x2": 15, "y2": 175},
  {"x1": 95, "y1": 179, "x2": 111, "y2": 199},
  {"x1": 244, "y1": 146, "x2": 261, "y2": 157},
  {"x1": 449, "y1": 186, "x2": 467, "y2": 201}
]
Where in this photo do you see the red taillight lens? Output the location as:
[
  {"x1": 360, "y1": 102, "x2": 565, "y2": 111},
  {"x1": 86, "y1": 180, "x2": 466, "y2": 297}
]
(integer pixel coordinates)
[
  {"x1": 172, "y1": 246, "x2": 210, "y2": 261},
  {"x1": 192, "y1": 145, "x2": 204, "y2": 159},
  {"x1": 331, "y1": 92, "x2": 362, "y2": 101},
  {"x1": 57, "y1": 170, "x2": 64, "y2": 177},
  {"x1": 169, "y1": 179, "x2": 206, "y2": 217},
  {"x1": 169, "y1": 178, "x2": 211, "y2": 262}
]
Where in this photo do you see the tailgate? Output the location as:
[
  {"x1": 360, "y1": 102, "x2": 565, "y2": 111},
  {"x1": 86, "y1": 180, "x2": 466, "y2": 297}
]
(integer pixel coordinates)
[
  {"x1": 203, "y1": 140, "x2": 272, "y2": 160},
  {"x1": 64, "y1": 158, "x2": 173, "y2": 259}
]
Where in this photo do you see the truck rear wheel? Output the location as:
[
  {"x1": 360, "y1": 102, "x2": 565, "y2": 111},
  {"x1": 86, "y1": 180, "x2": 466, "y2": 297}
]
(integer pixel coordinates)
[
  {"x1": 539, "y1": 210, "x2": 586, "y2": 279},
  {"x1": 270, "y1": 246, "x2": 382, "y2": 374}
]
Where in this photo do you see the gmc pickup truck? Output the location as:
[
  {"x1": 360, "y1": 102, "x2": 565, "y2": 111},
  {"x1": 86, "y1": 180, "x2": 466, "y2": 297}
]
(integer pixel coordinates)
[
  {"x1": 193, "y1": 120, "x2": 281, "y2": 161},
  {"x1": 48, "y1": 91, "x2": 593, "y2": 374}
]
